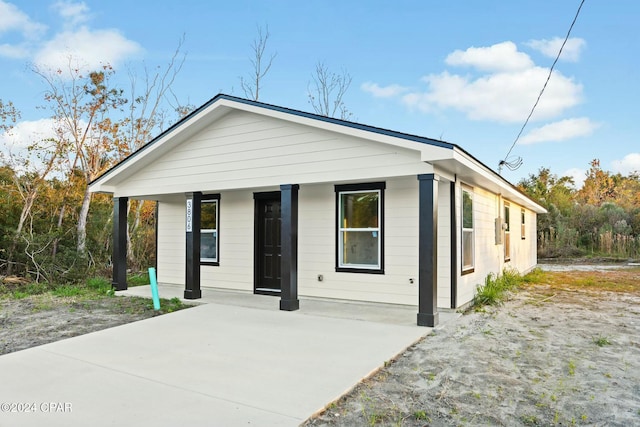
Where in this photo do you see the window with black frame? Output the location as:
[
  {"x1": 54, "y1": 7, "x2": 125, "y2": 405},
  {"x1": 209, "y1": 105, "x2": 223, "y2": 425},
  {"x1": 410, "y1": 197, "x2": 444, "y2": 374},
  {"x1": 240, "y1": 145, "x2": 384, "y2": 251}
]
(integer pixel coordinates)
[
  {"x1": 201, "y1": 195, "x2": 219, "y2": 265},
  {"x1": 335, "y1": 182, "x2": 385, "y2": 273}
]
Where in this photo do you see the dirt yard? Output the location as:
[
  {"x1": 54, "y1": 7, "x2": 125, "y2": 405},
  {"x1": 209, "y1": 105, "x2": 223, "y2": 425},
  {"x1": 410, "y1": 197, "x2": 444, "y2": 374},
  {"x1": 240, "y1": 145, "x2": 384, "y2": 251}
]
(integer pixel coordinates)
[
  {"x1": 305, "y1": 266, "x2": 640, "y2": 426},
  {"x1": 0, "y1": 293, "x2": 186, "y2": 355}
]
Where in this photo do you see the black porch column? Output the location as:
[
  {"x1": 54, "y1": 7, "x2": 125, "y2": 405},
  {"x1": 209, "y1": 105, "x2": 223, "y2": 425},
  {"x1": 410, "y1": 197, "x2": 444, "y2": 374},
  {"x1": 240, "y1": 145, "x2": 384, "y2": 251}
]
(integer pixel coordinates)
[
  {"x1": 417, "y1": 174, "x2": 439, "y2": 327},
  {"x1": 280, "y1": 184, "x2": 299, "y2": 311},
  {"x1": 184, "y1": 192, "x2": 202, "y2": 299},
  {"x1": 112, "y1": 196, "x2": 128, "y2": 291}
]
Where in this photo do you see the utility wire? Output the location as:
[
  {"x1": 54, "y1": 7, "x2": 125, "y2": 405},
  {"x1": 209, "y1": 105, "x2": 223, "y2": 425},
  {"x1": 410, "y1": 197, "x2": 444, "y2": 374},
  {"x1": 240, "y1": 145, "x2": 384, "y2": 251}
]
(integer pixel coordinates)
[{"x1": 500, "y1": 0, "x2": 586, "y2": 172}]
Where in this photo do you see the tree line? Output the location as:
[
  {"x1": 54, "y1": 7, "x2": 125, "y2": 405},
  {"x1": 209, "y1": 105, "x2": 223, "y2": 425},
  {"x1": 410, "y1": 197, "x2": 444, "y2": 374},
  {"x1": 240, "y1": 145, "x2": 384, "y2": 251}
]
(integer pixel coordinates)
[{"x1": 518, "y1": 160, "x2": 640, "y2": 259}]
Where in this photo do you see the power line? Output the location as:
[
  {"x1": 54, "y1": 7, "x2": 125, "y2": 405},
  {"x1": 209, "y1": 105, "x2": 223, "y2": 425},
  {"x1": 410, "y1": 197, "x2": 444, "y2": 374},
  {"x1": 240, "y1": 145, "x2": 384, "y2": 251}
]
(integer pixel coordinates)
[{"x1": 500, "y1": 0, "x2": 586, "y2": 173}]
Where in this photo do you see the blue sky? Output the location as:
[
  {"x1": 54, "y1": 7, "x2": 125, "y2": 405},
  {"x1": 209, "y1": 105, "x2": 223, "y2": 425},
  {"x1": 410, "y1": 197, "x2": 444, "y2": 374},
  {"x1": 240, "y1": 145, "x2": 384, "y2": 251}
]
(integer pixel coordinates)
[{"x1": 1, "y1": 0, "x2": 638, "y2": 187}]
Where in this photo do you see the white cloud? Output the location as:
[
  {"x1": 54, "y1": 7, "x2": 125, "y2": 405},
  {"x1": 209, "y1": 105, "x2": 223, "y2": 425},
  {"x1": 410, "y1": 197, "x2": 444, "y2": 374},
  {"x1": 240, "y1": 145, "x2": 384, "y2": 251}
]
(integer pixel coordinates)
[
  {"x1": 527, "y1": 37, "x2": 586, "y2": 62},
  {"x1": 33, "y1": 27, "x2": 142, "y2": 71},
  {"x1": 366, "y1": 40, "x2": 585, "y2": 123},
  {"x1": 0, "y1": 1, "x2": 141, "y2": 71},
  {"x1": 611, "y1": 153, "x2": 640, "y2": 175},
  {"x1": 0, "y1": 119, "x2": 61, "y2": 173},
  {"x1": 52, "y1": 1, "x2": 90, "y2": 28},
  {"x1": 563, "y1": 167, "x2": 586, "y2": 189},
  {"x1": 0, "y1": 42, "x2": 29, "y2": 58},
  {"x1": 0, "y1": 118, "x2": 58, "y2": 151},
  {"x1": 0, "y1": 0, "x2": 46, "y2": 38},
  {"x1": 519, "y1": 117, "x2": 600, "y2": 145},
  {"x1": 361, "y1": 82, "x2": 408, "y2": 98},
  {"x1": 402, "y1": 67, "x2": 582, "y2": 123},
  {"x1": 445, "y1": 41, "x2": 533, "y2": 72}
]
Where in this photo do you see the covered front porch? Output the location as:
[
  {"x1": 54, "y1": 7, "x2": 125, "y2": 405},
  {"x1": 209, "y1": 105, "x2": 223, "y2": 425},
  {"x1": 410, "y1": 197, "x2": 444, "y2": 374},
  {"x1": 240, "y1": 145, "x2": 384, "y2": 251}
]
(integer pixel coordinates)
[{"x1": 109, "y1": 174, "x2": 450, "y2": 327}]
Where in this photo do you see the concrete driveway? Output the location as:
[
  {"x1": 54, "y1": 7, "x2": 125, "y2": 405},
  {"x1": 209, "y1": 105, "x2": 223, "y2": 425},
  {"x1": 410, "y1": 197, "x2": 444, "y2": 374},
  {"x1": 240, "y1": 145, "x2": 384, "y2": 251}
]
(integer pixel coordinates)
[{"x1": 0, "y1": 287, "x2": 457, "y2": 426}]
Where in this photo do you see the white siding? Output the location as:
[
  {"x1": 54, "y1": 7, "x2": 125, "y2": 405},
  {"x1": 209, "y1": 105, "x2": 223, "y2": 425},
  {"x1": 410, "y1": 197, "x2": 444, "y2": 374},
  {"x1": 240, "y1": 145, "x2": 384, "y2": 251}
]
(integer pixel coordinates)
[
  {"x1": 298, "y1": 177, "x2": 420, "y2": 305},
  {"x1": 437, "y1": 180, "x2": 451, "y2": 308},
  {"x1": 156, "y1": 200, "x2": 185, "y2": 285},
  {"x1": 455, "y1": 183, "x2": 539, "y2": 308},
  {"x1": 156, "y1": 177, "x2": 431, "y2": 306},
  {"x1": 504, "y1": 202, "x2": 538, "y2": 274},
  {"x1": 114, "y1": 110, "x2": 433, "y2": 198},
  {"x1": 457, "y1": 185, "x2": 501, "y2": 306},
  {"x1": 201, "y1": 191, "x2": 254, "y2": 291}
]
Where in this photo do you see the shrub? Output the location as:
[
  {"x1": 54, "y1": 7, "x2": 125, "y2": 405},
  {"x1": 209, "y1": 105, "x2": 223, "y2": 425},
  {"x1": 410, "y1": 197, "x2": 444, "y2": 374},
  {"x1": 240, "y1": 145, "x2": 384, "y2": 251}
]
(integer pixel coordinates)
[{"x1": 473, "y1": 269, "x2": 524, "y2": 308}]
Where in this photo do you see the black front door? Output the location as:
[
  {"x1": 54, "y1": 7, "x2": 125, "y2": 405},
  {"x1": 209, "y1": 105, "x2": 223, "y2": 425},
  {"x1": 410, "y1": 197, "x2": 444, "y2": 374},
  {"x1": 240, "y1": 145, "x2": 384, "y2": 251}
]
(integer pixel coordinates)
[{"x1": 254, "y1": 193, "x2": 281, "y2": 294}]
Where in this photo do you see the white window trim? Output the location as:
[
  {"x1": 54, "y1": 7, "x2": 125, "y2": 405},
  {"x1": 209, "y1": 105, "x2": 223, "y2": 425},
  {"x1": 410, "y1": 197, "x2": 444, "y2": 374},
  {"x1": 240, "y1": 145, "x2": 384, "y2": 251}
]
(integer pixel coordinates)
[
  {"x1": 201, "y1": 198, "x2": 219, "y2": 264},
  {"x1": 461, "y1": 186, "x2": 475, "y2": 274},
  {"x1": 504, "y1": 202, "x2": 511, "y2": 262},
  {"x1": 334, "y1": 182, "x2": 385, "y2": 274},
  {"x1": 337, "y1": 189, "x2": 382, "y2": 271}
]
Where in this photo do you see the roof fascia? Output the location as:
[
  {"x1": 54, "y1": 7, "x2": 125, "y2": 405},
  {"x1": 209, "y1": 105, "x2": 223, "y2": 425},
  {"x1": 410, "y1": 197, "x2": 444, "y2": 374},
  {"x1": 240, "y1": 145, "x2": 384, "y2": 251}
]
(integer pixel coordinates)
[{"x1": 452, "y1": 147, "x2": 547, "y2": 213}]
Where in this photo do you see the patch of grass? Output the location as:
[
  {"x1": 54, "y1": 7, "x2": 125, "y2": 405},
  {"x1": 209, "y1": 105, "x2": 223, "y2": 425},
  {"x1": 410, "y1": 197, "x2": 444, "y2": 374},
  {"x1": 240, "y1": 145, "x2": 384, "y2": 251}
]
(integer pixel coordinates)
[
  {"x1": 520, "y1": 414, "x2": 538, "y2": 425},
  {"x1": 473, "y1": 269, "x2": 525, "y2": 308},
  {"x1": 87, "y1": 277, "x2": 113, "y2": 294},
  {"x1": 158, "y1": 297, "x2": 185, "y2": 313},
  {"x1": 536, "y1": 269, "x2": 640, "y2": 293},
  {"x1": 593, "y1": 335, "x2": 612, "y2": 347},
  {"x1": 52, "y1": 284, "x2": 84, "y2": 297},
  {"x1": 128, "y1": 272, "x2": 150, "y2": 287},
  {"x1": 568, "y1": 360, "x2": 576, "y2": 376},
  {"x1": 414, "y1": 410, "x2": 429, "y2": 421},
  {"x1": 12, "y1": 290, "x2": 30, "y2": 299},
  {"x1": 522, "y1": 267, "x2": 547, "y2": 283}
]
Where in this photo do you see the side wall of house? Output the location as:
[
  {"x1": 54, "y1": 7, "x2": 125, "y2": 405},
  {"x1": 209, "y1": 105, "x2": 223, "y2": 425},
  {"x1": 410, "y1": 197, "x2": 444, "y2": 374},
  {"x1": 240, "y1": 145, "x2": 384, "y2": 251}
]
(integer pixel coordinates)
[
  {"x1": 506, "y1": 201, "x2": 538, "y2": 274},
  {"x1": 454, "y1": 183, "x2": 539, "y2": 308}
]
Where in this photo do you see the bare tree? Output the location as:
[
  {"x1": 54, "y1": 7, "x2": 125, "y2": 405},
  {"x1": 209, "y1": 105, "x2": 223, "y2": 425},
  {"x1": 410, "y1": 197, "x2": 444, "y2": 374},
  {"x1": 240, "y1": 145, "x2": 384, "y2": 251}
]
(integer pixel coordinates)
[
  {"x1": 307, "y1": 61, "x2": 353, "y2": 120},
  {"x1": 239, "y1": 25, "x2": 277, "y2": 101},
  {"x1": 35, "y1": 59, "x2": 127, "y2": 255}
]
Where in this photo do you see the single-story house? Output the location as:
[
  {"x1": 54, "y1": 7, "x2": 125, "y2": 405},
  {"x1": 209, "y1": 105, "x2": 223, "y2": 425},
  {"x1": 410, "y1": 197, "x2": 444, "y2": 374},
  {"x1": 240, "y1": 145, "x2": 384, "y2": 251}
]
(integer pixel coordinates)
[{"x1": 89, "y1": 94, "x2": 546, "y2": 326}]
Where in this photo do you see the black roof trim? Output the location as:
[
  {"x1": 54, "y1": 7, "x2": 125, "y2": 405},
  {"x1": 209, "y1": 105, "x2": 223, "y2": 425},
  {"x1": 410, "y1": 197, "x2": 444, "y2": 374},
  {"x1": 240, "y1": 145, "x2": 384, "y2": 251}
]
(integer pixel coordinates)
[
  {"x1": 220, "y1": 94, "x2": 454, "y2": 149},
  {"x1": 90, "y1": 93, "x2": 455, "y2": 185}
]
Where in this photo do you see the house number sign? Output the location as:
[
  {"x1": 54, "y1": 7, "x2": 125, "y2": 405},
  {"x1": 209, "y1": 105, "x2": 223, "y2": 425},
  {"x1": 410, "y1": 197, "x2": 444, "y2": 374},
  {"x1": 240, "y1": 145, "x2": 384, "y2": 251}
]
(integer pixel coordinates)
[{"x1": 186, "y1": 199, "x2": 193, "y2": 232}]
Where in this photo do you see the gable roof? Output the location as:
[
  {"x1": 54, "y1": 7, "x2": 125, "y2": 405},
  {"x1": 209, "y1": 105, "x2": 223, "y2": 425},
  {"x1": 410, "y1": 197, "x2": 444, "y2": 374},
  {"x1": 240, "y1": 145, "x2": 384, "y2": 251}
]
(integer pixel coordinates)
[{"x1": 89, "y1": 94, "x2": 545, "y2": 213}]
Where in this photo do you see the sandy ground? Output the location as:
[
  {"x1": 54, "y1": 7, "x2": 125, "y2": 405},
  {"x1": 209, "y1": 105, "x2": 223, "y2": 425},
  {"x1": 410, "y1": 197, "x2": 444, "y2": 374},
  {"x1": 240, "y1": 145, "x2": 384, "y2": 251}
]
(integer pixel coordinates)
[
  {"x1": 305, "y1": 273, "x2": 640, "y2": 426},
  {"x1": 0, "y1": 296, "x2": 163, "y2": 355}
]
